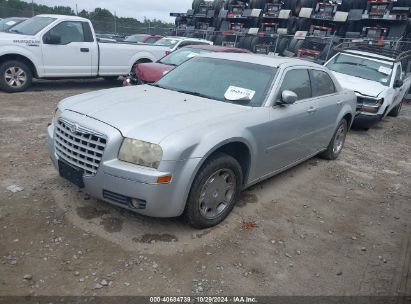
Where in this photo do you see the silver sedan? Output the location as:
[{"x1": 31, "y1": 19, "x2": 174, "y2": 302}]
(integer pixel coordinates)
[{"x1": 47, "y1": 53, "x2": 356, "y2": 228}]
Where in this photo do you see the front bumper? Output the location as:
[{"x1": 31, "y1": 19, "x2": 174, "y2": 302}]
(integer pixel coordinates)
[
  {"x1": 353, "y1": 113, "x2": 383, "y2": 129},
  {"x1": 47, "y1": 113, "x2": 201, "y2": 218}
]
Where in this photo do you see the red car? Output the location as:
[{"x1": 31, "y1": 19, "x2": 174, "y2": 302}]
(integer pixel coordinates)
[
  {"x1": 123, "y1": 45, "x2": 251, "y2": 86},
  {"x1": 124, "y1": 34, "x2": 164, "y2": 44}
]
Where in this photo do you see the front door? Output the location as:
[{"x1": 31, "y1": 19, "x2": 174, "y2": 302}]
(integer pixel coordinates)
[
  {"x1": 261, "y1": 68, "x2": 320, "y2": 176},
  {"x1": 41, "y1": 21, "x2": 93, "y2": 77}
]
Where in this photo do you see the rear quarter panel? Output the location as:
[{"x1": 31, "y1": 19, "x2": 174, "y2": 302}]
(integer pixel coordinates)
[{"x1": 98, "y1": 43, "x2": 168, "y2": 76}]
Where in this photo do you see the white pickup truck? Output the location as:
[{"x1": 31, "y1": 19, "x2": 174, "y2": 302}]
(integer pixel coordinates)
[
  {"x1": 0, "y1": 14, "x2": 172, "y2": 92},
  {"x1": 325, "y1": 43, "x2": 411, "y2": 129}
]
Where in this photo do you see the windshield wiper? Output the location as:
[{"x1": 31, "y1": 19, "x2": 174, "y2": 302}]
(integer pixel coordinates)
[
  {"x1": 176, "y1": 90, "x2": 216, "y2": 100},
  {"x1": 8, "y1": 29, "x2": 22, "y2": 34},
  {"x1": 148, "y1": 83, "x2": 165, "y2": 89}
]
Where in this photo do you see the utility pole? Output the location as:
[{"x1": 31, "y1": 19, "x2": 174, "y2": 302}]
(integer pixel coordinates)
[
  {"x1": 114, "y1": 11, "x2": 117, "y2": 34},
  {"x1": 31, "y1": 0, "x2": 34, "y2": 17},
  {"x1": 75, "y1": 4, "x2": 78, "y2": 15}
]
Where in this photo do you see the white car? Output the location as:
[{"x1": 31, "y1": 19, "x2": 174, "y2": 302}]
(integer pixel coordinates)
[
  {"x1": 325, "y1": 44, "x2": 411, "y2": 129},
  {"x1": 154, "y1": 36, "x2": 213, "y2": 52},
  {"x1": 0, "y1": 15, "x2": 172, "y2": 92}
]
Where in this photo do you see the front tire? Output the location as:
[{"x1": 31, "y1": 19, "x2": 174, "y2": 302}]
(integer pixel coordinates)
[
  {"x1": 0, "y1": 60, "x2": 32, "y2": 93},
  {"x1": 184, "y1": 153, "x2": 243, "y2": 229},
  {"x1": 320, "y1": 119, "x2": 348, "y2": 160},
  {"x1": 388, "y1": 101, "x2": 403, "y2": 117}
]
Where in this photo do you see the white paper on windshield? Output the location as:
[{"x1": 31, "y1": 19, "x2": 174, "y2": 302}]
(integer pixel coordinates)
[
  {"x1": 5, "y1": 21, "x2": 17, "y2": 26},
  {"x1": 186, "y1": 52, "x2": 198, "y2": 58},
  {"x1": 224, "y1": 86, "x2": 256, "y2": 101},
  {"x1": 378, "y1": 66, "x2": 392, "y2": 75}
]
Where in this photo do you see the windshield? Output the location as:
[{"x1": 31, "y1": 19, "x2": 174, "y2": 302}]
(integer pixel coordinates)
[
  {"x1": 326, "y1": 53, "x2": 393, "y2": 86},
  {"x1": 0, "y1": 18, "x2": 23, "y2": 32},
  {"x1": 159, "y1": 47, "x2": 212, "y2": 66},
  {"x1": 154, "y1": 38, "x2": 180, "y2": 47},
  {"x1": 9, "y1": 16, "x2": 56, "y2": 35},
  {"x1": 155, "y1": 57, "x2": 276, "y2": 107},
  {"x1": 125, "y1": 35, "x2": 146, "y2": 43}
]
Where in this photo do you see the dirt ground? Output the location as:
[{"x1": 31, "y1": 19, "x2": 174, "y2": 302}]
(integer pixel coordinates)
[{"x1": 0, "y1": 79, "x2": 410, "y2": 297}]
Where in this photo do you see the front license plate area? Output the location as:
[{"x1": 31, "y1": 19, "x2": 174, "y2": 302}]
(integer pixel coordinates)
[{"x1": 58, "y1": 160, "x2": 84, "y2": 188}]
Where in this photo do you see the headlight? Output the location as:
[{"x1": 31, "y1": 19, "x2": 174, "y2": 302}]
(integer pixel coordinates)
[
  {"x1": 362, "y1": 98, "x2": 384, "y2": 105},
  {"x1": 118, "y1": 138, "x2": 163, "y2": 169},
  {"x1": 52, "y1": 108, "x2": 62, "y2": 125}
]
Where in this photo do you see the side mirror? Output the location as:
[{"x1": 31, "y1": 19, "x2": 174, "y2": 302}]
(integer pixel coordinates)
[
  {"x1": 280, "y1": 90, "x2": 298, "y2": 105},
  {"x1": 394, "y1": 79, "x2": 404, "y2": 88},
  {"x1": 44, "y1": 33, "x2": 61, "y2": 45}
]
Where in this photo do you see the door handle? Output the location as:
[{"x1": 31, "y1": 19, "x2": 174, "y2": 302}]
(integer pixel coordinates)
[
  {"x1": 80, "y1": 48, "x2": 89, "y2": 53},
  {"x1": 307, "y1": 107, "x2": 317, "y2": 114}
]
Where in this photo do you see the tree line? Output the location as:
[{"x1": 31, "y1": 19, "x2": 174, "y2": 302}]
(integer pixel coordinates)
[{"x1": 0, "y1": 0, "x2": 174, "y2": 35}]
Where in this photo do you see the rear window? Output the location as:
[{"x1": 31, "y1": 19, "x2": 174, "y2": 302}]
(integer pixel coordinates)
[{"x1": 155, "y1": 38, "x2": 180, "y2": 47}]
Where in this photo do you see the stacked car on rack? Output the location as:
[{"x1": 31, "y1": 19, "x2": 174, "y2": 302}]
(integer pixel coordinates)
[{"x1": 170, "y1": 0, "x2": 411, "y2": 62}]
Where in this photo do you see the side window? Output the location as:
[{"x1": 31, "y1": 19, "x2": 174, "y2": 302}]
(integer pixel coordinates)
[
  {"x1": 311, "y1": 70, "x2": 336, "y2": 97},
  {"x1": 394, "y1": 66, "x2": 402, "y2": 81},
  {"x1": 46, "y1": 21, "x2": 85, "y2": 45},
  {"x1": 278, "y1": 69, "x2": 312, "y2": 101}
]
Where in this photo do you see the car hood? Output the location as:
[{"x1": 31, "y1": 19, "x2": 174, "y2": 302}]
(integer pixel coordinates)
[
  {"x1": 0, "y1": 32, "x2": 38, "y2": 43},
  {"x1": 331, "y1": 71, "x2": 387, "y2": 98},
  {"x1": 136, "y1": 62, "x2": 175, "y2": 83},
  {"x1": 60, "y1": 85, "x2": 250, "y2": 144}
]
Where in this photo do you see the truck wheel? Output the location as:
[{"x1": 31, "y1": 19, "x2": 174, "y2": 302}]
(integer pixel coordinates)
[
  {"x1": 388, "y1": 101, "x2": 403, "y2": 117},
  {"x1": 184, "y1": 152, "x2": 243, "y2": 229},
  {"x1": 319, "y1": 119, "x2": 348, "y2": 160},
  {"x1": 0, "y1": 60, "x2": 32, "y2": 93}
]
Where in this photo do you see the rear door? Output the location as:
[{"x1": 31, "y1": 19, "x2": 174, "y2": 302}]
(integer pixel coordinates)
[
  {"x1": 263, "y1": 68, "x2": 320, "y2": 175},
  {"x1": 309, "y1": 69, "x2": 340, "y2": 150},
  {"x1": 41, "y1": 21, "x2": 94, "y2": 77}
]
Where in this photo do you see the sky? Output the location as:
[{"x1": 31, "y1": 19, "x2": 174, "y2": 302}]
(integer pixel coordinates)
[{"x1": 32, "y1": 0, "x2": 193, "y2": 22}]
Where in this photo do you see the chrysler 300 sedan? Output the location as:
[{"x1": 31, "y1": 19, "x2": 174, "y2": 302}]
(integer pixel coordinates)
[{"x1": 47, "y1": 53, "x2": 356, "y2": 228}]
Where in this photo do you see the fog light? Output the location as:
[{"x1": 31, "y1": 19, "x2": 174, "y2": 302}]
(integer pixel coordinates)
[{"x1": 131, "y1": 198, "x2": 146, "y2": 209}]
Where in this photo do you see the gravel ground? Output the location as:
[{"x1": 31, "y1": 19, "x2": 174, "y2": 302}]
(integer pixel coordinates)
[{"x1": 0, "y1": 79, "x2": 410, "y2": 296}]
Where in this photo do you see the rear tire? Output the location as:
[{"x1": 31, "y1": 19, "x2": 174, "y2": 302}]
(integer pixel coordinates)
[
  {"x1": 319, "y1": 119, "x2": 348, "y2": 160},
  {"x1": 0, "y1": 60, "x2": 32, "y2": 93},
  {"x1": 184, "y1": 152, "x2": 243, "y2": 229},
  {"x1": 388, "y1": 101, "x2": 403, "y2": 117},
  {"x1": 103, "y1": 76, "x2": 119, "y2": 81}
]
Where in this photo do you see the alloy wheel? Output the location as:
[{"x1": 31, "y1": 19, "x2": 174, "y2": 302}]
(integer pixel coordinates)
[{"x1": 5, "y1": 67, "x2": 27, "y2": 88}]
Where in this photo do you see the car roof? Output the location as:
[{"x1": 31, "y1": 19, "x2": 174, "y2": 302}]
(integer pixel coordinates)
[
  {"x1": 36, "y1": 14, "x2": 89, "y2": 22},
  {"x1": 163, "y1": 36, "x2": 210, "y2": 42},
  {"x1": 199, "y1": 52, "x2": 325, "y2": 68},
  {"x1": 340, "y1": 50, "x2": 395, "y2": 63},
  {"x1": 184, "y1": 45, "x2": 251, "y2": 53}
]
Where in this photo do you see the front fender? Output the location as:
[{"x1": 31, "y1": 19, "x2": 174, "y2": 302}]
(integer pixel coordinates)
[
  {"x1": 160, "y1": 124, "x2": 259, "y2": 211},
  {"x1": 0, "y1": 45, "x2": 42, "y2": 76}
]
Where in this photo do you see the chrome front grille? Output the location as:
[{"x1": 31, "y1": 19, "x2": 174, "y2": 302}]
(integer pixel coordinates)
[{"x1": 55, "y1": 119, "x2": 107, "y2": 176}]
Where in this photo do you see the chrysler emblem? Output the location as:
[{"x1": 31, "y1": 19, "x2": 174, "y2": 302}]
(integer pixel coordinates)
[{"x1": 70, "y1": 123, "x2": 79, "y2": 133}]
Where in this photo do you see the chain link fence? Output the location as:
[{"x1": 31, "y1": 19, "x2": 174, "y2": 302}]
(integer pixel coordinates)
[{"x1": 0, "y1": 6, "x2": 172, "y2": 36}]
